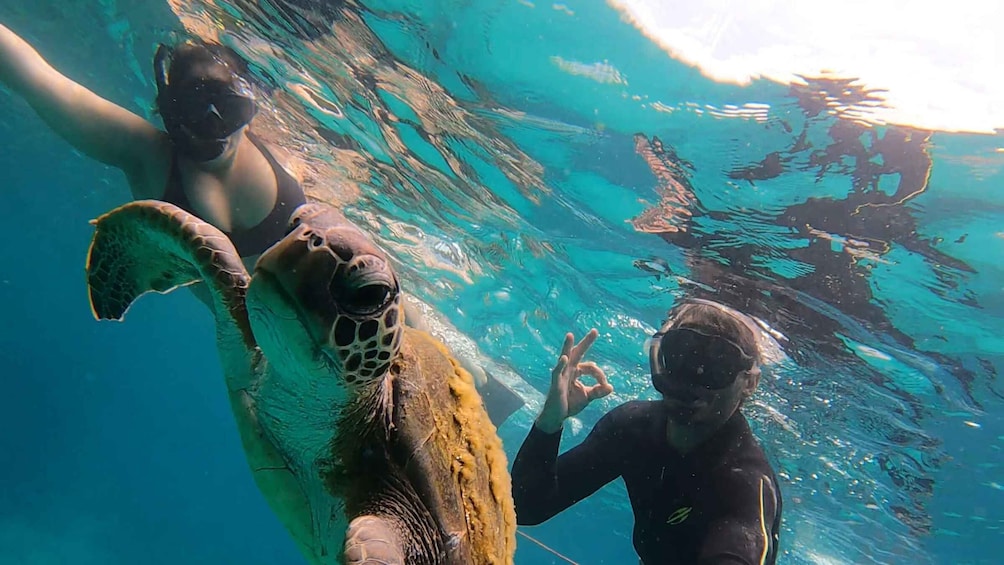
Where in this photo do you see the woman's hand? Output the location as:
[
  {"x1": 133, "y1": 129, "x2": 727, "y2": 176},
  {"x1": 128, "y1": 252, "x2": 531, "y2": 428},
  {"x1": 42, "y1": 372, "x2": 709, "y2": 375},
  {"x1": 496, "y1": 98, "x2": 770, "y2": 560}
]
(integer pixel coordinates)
[{"x1": 535, "y1": 328, "x2": 613, "y2": 433}]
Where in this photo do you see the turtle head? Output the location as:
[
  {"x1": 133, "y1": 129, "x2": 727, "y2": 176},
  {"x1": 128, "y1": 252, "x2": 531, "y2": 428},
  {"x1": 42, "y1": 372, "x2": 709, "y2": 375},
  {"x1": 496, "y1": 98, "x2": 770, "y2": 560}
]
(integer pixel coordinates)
[{"x1": 246, "y1": 203, "x2": 403, "y2": 389}]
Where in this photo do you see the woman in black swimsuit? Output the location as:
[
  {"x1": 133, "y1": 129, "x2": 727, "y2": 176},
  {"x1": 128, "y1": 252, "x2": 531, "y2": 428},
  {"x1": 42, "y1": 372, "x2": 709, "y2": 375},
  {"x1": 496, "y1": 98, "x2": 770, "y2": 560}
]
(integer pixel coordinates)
[
  {"x1": 0, "y1": 23, "x2": 304, "y2": 268},
  {"x1": 153, "y1": 40, "x2": 306, "y2": 259},
  {"x1": 512, "y1": 299, "x2": 783, "y2": 565}
]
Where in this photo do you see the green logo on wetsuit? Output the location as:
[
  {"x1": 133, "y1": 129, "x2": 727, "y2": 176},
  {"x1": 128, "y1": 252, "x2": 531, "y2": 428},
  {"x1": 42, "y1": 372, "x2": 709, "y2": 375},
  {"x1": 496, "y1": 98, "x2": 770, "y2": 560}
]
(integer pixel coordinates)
[{"x1": 666, "y1": 506, "x2": 692, "y2": 525}]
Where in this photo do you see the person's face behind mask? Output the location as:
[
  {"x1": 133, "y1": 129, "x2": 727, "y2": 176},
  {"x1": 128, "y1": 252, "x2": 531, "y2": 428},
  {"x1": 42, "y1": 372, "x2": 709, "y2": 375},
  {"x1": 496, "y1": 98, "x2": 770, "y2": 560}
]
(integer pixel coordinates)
[{"x1": 650, "y1": 327, "x2": 758, "y2": 427}]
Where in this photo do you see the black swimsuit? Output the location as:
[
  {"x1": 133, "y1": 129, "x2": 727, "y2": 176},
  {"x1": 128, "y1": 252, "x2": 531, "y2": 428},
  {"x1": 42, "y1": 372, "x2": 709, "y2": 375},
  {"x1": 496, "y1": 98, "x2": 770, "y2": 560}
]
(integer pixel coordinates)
[
  {"x1": 512, "y1": 401, "x2": 783, "y2": 565},
  {"x1": 161, "y1": 131, "x2": 306, "y2": 257}
]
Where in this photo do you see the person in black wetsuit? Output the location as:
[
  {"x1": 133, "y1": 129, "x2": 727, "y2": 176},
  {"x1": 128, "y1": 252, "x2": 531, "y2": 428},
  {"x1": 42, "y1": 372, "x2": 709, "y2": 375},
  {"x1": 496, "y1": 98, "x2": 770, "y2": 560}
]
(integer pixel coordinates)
[{"x1": 512, "y1": 298, "x2": 782, "y2": 565}]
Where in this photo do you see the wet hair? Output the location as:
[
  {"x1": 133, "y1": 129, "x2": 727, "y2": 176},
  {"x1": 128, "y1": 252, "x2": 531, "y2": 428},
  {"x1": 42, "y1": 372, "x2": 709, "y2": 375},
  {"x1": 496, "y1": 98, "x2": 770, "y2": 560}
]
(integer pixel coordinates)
[{"x1": 158, "y1": 40, "x2": 251, "y2": 92}]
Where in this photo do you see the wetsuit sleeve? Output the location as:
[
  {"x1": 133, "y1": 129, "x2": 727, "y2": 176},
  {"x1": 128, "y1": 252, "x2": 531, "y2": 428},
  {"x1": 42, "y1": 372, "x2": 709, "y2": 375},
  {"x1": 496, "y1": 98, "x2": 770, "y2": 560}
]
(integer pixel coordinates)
[
  {"x1": 511, "y1": 409, "x2": 627, "y2": 525},
  {"x1": 698, "y1": 472, "x2": 781, "y2": 565}
]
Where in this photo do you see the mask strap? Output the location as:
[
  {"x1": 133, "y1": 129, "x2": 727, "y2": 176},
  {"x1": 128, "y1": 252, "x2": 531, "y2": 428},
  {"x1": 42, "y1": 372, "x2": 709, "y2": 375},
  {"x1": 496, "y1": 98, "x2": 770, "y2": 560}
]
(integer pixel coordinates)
[
  {"x1": 153, "y1": 44, "x2": 173, "y2": 92},
  {"x1": 648, "y1": 309, "x2": 677, "y2": 380},
  {"x1": 649, "y1": 330, "x2": 664, "y2": 378}
]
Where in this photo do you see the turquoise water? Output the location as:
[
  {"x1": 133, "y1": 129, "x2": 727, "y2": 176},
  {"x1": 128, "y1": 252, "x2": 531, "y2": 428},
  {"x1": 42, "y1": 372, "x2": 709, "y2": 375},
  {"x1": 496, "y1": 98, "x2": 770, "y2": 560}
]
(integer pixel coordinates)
[{"x1": 1, "y1": 1, "x2": 1001, "y2": 564}]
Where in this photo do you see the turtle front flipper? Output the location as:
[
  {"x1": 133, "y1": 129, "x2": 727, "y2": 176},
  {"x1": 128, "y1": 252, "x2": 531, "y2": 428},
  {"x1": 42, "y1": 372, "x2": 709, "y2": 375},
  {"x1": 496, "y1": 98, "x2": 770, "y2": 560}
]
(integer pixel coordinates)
[
  {"x1": 85, "y1": 200, "x2": 253, "y2": 348},
  {"x1": 344, "y1": 515, "x2": 408, "y2": 565}
]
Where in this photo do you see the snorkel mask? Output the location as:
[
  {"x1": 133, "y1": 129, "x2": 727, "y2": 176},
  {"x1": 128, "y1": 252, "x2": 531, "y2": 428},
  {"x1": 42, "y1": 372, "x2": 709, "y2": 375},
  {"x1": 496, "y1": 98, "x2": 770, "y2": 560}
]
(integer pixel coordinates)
[
  {"x1": 648, "y1": 298, "x2": 757, "y2": 394},
  {"x1": 154, "y1": 42, "x2": 257, "y2": 162}
]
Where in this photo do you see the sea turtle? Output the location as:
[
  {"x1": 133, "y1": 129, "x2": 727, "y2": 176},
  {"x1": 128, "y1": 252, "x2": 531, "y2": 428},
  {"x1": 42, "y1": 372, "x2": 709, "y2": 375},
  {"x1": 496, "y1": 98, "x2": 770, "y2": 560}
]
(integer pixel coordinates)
[{"x1": 84, "y1": 200, "x2": 516, "y2": 565}]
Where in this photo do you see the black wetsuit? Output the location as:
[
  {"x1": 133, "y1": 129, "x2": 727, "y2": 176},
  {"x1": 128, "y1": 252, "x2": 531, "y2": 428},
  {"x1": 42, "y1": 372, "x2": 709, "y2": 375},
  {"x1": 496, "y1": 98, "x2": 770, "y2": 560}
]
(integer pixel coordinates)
[
  {"x1": 162, "y1": 131, "x2": 306, "y2": 257},
  {"x1": 512, "y1": 401, "x2": 782, "y2": 565}
]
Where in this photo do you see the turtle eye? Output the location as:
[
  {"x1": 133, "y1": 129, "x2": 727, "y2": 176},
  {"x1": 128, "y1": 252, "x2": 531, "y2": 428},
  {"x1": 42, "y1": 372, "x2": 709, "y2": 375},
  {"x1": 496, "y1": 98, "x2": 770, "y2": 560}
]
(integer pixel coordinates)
[
  {"x1": 331, "y1": 281, "x2": 395, "y2": 316},
  {"x1": 351, "y1": 283, "x2": 394, "y2": 313},
  {"x1": 329, "y1": 261, "x2": 397, "y2": 315}
]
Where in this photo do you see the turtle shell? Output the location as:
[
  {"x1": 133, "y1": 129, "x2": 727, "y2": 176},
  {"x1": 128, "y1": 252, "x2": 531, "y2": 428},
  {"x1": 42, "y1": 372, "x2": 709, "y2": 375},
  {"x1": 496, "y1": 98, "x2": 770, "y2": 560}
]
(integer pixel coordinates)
[{"x1": 326, "y1": 327, "x2": 516, "y2": 564}]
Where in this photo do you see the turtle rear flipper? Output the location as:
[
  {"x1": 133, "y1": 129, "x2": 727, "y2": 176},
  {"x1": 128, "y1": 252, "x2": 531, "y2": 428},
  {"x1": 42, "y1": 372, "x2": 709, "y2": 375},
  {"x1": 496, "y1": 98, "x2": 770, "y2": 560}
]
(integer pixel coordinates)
[
  {"x1": 343, "y1": 515, "x2": 407, "y2": 565},
  {"x1": 480, "y1": 371, "x2": 525, "y2": 427},
  {"x1": 85, "y1": 200, "x2": 253, "y2": 347}
]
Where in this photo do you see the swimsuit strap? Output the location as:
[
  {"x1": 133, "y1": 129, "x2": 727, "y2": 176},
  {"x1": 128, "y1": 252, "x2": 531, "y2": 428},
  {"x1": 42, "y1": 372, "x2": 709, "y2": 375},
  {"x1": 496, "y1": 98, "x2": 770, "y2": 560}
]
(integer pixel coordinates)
[{"x1": 228, "y1": 131, "x2": 306, "y2": 256}]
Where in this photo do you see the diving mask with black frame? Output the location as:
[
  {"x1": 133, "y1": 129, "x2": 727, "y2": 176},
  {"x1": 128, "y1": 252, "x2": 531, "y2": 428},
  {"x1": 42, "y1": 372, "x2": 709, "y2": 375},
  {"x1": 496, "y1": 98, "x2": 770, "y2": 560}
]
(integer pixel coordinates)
[
  {"x1": 154, "y1": 43, "x2": 258, "y2": 162},
  {"x1": 648, "y1": 319, "x2": 755, "y2": 394}
]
